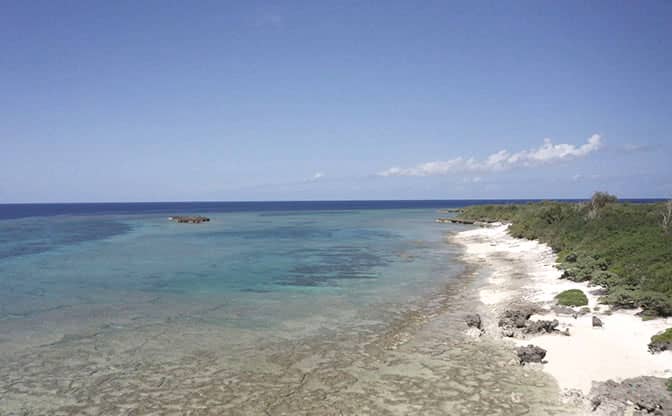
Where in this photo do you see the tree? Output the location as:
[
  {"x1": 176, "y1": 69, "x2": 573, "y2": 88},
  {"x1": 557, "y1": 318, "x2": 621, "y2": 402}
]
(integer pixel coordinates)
[
  {"x1": 590, "y1": 191, "x2": 618, "y2": 209},
  {"x1": 587, "y1": 191, "x2": 617, "y2": 219},
  {"x1": 663, "y1": 200, "x2": 672, "y2": 234}
]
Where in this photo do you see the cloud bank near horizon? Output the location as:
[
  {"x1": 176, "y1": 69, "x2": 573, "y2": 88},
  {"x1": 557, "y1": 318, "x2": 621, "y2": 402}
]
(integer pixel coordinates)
[
  {"x1": 378, "y1": 134, "x2": 603, "y2": 177},
  {"x1": 309, "y1": 172, "x2": 324, "y2": 181}
]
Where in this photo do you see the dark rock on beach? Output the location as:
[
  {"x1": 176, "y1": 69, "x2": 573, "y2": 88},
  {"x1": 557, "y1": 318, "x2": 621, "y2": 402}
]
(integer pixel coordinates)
[
  {"x1": 592, "y1": 316, "x2": 603, "y2": 327},
  {"x1": 464, "y1": 314, "x2": 482, "y2": 330},
  {"x1": 590, "y1": 376, "x2": 672, "y2": 415},
  {"x1": 499, "y1": 306, "x2": 564, "y2": 337},
  {"x1": 524, "y1": 319, "x2": 559, "y2": 334},
  {"x1": 551, "y1": 305, "x2": 577, "y2": 316},
  {"x1": 515, "y1": 345, "x2": 546, "y2": 365},
  {"x1": 498, "y1": 307, "x2": 535, "y2": 329}
]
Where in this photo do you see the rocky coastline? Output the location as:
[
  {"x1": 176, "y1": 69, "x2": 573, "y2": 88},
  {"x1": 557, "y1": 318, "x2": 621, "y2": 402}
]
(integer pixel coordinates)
[
  {"x1": 435, "y1": 217, "x2": 497, "y2": 226},
  {"x1": 452, "y1": 224, "x2": 672, "y2": 415}
]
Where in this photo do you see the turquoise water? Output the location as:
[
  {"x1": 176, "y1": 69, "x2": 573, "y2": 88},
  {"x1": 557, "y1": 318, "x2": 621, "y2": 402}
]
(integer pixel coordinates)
[
  {"x1": 0, "y1": 207, "x2": 571, "y2": 415},
  {"x1": 0, "y1": 208, "x2": 463, "y2": 338}
]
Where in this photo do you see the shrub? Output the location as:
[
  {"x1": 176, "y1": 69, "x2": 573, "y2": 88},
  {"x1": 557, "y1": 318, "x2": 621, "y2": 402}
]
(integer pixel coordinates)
[
  {"x1": 458, "y1": 199, "x2": 672, "y2": 317},
  {"x1": 649, "y1": 329, "x2": 672, "y2": 353},
  {"x1": 651, "y1": 328, "x2": 672, "y2": 345},
  {"x1": 565, "y1": 253, "x2": 578, "y2": 262},
  {"x1": 556, "y1": 289, "x2": 589, "y2": 306},
  {"x1": 589, "y1": 191, "x2": 617, "y2": 210},
  {"x1": 663, "y1": 200, "x2": 672, "y2": 234},
  {"x1": 601, "y1": 287, "x2": 638, "y2": 309},
  {"x1": 591, "y1": 271, "x2": 620, "y2": 289},
  {"x1": 586, "y1": 192, "x2": 617, "y2": 220},
  {"x1": 637, "y1": 292, "x2": 672, "y2": 317}
]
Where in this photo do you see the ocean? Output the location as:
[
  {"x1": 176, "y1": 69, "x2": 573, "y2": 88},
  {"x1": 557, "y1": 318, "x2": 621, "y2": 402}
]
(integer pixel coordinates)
[{"x1": 1, "y1": 200, "x2": 646, "y2": 415}]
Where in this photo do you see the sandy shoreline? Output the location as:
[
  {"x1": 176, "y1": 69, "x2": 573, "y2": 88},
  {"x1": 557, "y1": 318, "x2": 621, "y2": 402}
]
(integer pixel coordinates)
[{"x1": 452, "y1": 224, "x2": 672, "y2": 397}]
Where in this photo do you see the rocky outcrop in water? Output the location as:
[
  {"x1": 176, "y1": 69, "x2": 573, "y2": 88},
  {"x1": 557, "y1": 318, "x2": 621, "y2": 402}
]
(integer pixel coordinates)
[
  {"x1": 169, "y1": 216, "x2": 211, "y2": 224},
  {"x1": 589, "y1": 376, "x2": 672, "y2": 415},
  {"x1": 515, "y1": 345, "x2": 546, "y2": 365}
]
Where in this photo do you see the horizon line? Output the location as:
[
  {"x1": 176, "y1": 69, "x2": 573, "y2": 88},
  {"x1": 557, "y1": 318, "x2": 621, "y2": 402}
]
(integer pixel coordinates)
[{"x1": 0, "y1": 197, "x2": 667, "y2": 205}]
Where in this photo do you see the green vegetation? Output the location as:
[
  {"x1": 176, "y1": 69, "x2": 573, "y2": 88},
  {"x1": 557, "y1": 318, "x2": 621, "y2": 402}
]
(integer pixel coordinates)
[
  {"x1": 652, "y1": 328, "x2": 672, "y2": 345},
  {"x1": 667, "y1": 378, "x2": 672, "y2": 393},
  {"x1": 458, "y1": 194, "x2": 672, "y2": 317},
  {"x1": 555, "y1": 289, "x2": 589, "y2": 306},
  {"x1": 650, "y1": 328, "x2": 672, "y2": 353}
]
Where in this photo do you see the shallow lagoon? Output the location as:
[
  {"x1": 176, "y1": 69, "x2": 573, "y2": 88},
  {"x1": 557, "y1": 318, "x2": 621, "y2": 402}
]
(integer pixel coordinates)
[{"x1": 0, "y1": 207, "x2": 571, "y2": 415}]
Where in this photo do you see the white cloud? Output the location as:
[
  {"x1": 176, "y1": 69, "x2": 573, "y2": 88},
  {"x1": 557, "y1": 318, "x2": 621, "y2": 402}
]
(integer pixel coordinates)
[
  {"x1": 378, "y1": 134, "x2": 603, "y2": 177},
  {"x1": 310, "y1": 172, "x2": 324, "y2": 181}
]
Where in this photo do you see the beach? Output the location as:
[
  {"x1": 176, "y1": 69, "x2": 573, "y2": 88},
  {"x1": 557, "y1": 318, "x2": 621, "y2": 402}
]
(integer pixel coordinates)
[{"x1": 453, "y1": 224, "x2": 672, "y2": 412}]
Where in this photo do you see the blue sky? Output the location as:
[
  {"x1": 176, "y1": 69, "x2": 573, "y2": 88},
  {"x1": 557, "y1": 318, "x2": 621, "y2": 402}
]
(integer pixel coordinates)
[{"x1": 1, "y1": 1, "x2": 670, "y2": 202}]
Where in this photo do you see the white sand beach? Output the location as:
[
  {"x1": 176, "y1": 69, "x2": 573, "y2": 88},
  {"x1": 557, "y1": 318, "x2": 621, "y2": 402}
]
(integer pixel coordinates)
[{"x1": 453, "y1": 224, "x2": 672, "y2": 395}]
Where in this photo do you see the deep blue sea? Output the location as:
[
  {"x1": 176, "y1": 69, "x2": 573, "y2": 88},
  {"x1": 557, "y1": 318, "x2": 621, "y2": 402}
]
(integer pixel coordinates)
[{"x1": 0, "y1": 199, "x2": 545, "y2": 221}]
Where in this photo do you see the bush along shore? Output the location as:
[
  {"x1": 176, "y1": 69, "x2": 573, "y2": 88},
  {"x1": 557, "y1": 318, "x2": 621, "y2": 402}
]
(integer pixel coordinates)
[
  {"x1": 457, "y1": 194, "x2": 672, "y2": 319},
  {"x1": 452, "y1": 198, "x2": 672, "y2": 414}
]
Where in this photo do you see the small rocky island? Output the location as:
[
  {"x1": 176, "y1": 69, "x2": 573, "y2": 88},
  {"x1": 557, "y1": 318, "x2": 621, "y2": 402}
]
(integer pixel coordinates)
[{"x1": 168, "y1": 215, "x2": 211, "y2": 224}]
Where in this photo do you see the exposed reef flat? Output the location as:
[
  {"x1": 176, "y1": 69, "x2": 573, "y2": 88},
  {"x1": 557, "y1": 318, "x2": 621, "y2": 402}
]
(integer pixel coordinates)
[{"x1": 0, "y1": 242, "x2": 576, "y2": 415}]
